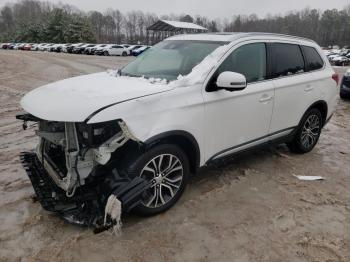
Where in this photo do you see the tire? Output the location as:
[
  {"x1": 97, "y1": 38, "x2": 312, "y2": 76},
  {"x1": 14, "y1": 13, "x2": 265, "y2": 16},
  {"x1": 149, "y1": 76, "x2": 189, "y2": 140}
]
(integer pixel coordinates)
[
  {"x1": 104, "y1": 51, "x2": 109, "y2": 56},
  {"x1": 287, "y1": 108, "x2": 323, "y2": 154},
  {"x1": 122, "y1": 51, "x2": 127, "y2": 56},
  {"x1": 119, "y1": 144, "x2": 189, "y2": 216}
]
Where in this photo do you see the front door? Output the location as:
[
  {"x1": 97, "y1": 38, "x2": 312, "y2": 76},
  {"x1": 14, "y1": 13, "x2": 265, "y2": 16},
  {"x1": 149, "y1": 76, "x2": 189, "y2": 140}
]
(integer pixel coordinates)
[{"x1": 203, "y1": 42, "x2": 274, "y2": 161}]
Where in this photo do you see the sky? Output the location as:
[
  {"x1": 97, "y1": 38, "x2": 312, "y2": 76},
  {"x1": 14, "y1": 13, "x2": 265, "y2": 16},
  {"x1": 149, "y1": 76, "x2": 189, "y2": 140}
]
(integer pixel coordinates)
[{"x1": 0, "y1": 0, "x2": 349, "y2": 19}]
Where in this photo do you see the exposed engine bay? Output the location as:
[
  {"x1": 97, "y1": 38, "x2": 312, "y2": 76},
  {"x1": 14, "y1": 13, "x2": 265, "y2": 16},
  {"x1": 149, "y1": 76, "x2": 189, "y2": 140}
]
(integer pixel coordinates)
[{"x1": 16, "y1": 112, "x2": 150, "y2": 232}]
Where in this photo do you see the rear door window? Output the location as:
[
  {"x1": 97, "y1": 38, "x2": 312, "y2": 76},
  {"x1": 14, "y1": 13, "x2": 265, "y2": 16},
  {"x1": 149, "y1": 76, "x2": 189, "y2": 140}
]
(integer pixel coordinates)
[
  {"x1": 301, "y1": 46, "x2": 324, "y2": 71},
  {"x1": 271, "y1": 43, "x2": 305, "y2": 77}
]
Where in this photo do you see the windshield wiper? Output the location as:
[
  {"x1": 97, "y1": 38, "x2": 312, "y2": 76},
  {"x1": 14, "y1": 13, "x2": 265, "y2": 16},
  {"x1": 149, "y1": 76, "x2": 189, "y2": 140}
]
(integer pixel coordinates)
[{"x1": 120, "y1": 71, "x2": 143, "y2": 78}]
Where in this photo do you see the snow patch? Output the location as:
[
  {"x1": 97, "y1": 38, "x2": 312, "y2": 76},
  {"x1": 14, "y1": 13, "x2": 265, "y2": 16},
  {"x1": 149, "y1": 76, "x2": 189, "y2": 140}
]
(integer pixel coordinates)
[
  {"x1": 107, "y1": 69, "x2": 167, "y2": 85},
  {"x1": 161, "y1": 20, "x2": 207, "y2": 30},
  {"x1": 293, "y1": 175, "x2": 325, "y2": 181}
]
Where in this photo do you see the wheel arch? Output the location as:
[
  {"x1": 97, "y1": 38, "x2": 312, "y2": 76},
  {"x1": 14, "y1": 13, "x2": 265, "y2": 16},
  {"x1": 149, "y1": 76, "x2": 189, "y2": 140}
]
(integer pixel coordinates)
[
  {"x1": 306, "y1": 100, "x2": 328, "y2": 126},
  {"x1": 144, "y1": 130, "x2": 201, "y2": 174}
]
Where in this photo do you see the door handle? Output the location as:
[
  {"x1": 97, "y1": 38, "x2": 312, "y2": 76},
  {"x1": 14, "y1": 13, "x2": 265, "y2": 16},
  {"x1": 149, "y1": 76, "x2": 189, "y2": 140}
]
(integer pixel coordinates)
[
  {"x1": 259, "y1": 94, "x2": 273, "y2": 103},
  {"x1": 304, "y1": 85, "x2": 314, "y2": 92}
]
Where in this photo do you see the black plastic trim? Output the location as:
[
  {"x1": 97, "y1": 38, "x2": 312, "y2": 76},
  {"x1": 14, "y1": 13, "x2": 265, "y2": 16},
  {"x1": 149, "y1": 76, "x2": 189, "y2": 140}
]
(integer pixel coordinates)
[{"x1": 207, "y1": 127, "x2": 297, "y2": 163}]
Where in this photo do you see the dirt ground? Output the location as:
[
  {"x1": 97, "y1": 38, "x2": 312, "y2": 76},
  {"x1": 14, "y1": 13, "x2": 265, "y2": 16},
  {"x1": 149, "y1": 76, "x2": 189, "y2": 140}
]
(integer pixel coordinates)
[{"x1": 0, "y1": 50, "x2": 350, "y2": 262}]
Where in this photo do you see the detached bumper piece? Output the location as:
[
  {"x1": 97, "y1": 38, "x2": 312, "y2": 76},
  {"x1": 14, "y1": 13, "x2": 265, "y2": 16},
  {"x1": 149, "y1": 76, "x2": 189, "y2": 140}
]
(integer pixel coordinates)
[
  {"x1": 20, "y1": 152, "x2": 151, "y2": 231},
  {"x1": 20, "y1": 152, "x2": 75, "y2": 213}
]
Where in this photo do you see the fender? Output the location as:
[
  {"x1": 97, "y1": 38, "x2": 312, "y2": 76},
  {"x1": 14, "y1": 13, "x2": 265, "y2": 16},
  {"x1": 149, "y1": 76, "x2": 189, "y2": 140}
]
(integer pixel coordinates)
[{"x1": 303, "y1": 100, "x2": 328, "y2": 127}]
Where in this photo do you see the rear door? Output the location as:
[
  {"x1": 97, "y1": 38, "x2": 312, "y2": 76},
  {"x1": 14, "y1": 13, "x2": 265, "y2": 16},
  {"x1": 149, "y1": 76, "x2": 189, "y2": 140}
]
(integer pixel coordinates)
[{"x1": 268, "y1": 43, "x2": 317, "y2": 134}]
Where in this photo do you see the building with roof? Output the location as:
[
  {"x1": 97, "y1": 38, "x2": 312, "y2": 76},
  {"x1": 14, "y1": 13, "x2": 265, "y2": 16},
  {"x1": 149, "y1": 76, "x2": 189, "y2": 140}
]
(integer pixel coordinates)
[{"x1": 146, "y1": 20, "x2": 208, "y2": 44}]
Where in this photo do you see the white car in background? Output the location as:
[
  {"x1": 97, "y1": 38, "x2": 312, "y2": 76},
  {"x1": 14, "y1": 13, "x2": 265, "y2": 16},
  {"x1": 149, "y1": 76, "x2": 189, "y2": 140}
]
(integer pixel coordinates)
[
  {"x1": 17, "y1": 33, "x2": 338, "y2": 228},
  {"x1": 85, "y1": 44, "x2": 106, "y2": 55},
  {"x1": 30, "y1": 44, "x2": 40, "y2": 51},
  {"x1": 94, "y1": 44, "x2": 113, "y2": 55},
  {"x1": 332, "y1": 55, "x2": 350, "y2": 66},
  {"x1": 102, "y1": 45, "x2": 129, "y2": 56},
  {"x1": 328, "y1": 54, "x2": 340, "y2": 61},
  {"x1": 36, "y1": 43, "x2": 48, "y2": 51},
  {"x1": 41, "y1": 43, "x2": 55, "y2": 51}
]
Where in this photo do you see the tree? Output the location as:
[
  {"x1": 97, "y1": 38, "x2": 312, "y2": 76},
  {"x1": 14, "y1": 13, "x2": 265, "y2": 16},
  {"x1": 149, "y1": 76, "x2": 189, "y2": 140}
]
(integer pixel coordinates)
[{"x1": 0, "y1": 0, "x2": 349, "y2": 47}]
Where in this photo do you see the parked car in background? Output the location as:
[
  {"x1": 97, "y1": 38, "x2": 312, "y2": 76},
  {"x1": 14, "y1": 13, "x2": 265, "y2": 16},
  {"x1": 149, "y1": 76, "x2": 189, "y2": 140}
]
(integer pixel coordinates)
[
  {"x1": 340, "y1": 69, "x2": 350, "y2": 99},
  {"x1": 55, "y1": 44, "x2": 70, "y2": 53},
  {"x1": 65, "y1": 43, "x2": 83, "y2": 53},
  {"x1": 17, "y1": 33, "x2": 338, "y2": 227},
  {"x1": 8, "y1": 43, "x2": 17, "y2": 49},
  {"x1": 132, "y1": 46, "x2": 150, "y2": 56},
  {"x1": 126, "y1": 45, "x2": 143, "y2": 55},
  {"x1": 1, "y1": 43, "x2": 11, "y2": 49},
  {"x1": 36, "y1": 43, "x2": 48, "y2": 51},
  {"x1": 30, "y1": 44, "x2": 40, "y2": 51},
  {"x1": 42, "y1": 43, "x2": 55, "y2": 52},
  {"x1": 73, "y1": 43, "x2": 94, "y2": 54},
  {"x1": 60, "y1": 44, "x2": 72, "y2": 53},
  {"x1": 89, "y1": 44, "x2": 107, "y2": 55},
  {"x1": 49, "y1": 44, "x2": 63, "y2": 52},
  {"x1": 22, "y1": 44, "x2": 33, "y2": 51},
  {"x1": 93, "y1": 44, "x2": 111, "y2": 55},
  {"x1": 98, "y1": 45, "x2": 129, "y2": 56},
  {"x1": 333, "y1": 55, "x2": 350, "y2": 66},
  {"x1": 85, "y1": 44, "x2": 105, "y2": 55},
  {"x1": 17, "y1": 43, "x2": 26, "y2": 50}
]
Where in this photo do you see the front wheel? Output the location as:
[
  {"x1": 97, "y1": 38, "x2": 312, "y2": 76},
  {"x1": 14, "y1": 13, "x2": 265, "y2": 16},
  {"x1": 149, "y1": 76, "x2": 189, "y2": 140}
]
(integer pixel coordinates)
[
  {"x1": 122, "y1": 51, "x2": 127, "y2": 56},
  {"x1": 287, "y1": 108, "x2": 323, "y2": 154},
  {"x1": 104, "y1": 51, "x2": 109, "y2": 56},
  {"x1": 120, "y1": 144, "x2": 189, "y2": 216}
]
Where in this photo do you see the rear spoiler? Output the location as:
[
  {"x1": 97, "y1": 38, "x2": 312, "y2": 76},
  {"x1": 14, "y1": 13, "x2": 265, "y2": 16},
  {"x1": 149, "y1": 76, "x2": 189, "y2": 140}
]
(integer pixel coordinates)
[{"x1": 16, "y1": 112, "x2": 41, "y2": 129}]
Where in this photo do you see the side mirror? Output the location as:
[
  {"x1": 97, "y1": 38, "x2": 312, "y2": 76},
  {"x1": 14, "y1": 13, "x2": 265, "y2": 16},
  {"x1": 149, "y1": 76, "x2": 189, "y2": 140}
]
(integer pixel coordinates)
[{"x1": 216, "y1": 71, "x2": 247, "y2": 91}]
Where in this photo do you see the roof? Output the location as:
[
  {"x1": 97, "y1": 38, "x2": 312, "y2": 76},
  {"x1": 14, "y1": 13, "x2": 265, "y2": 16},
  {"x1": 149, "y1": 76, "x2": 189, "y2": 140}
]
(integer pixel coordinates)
[
  {"x1": 147, "y1": 20, "x2": 208, "y2": 31},
  {"x1": 167, "y1": 32, "x2": 316, "y2": 44}
]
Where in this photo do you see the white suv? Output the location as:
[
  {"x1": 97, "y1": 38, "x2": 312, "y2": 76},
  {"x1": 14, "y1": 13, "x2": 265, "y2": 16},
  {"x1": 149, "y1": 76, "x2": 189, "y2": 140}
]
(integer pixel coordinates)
[
  {"x1": 18, "y1": 33, "x2": 338, "y2": 227},
  {"x1": 102, "y1": 45, "x2": 129, "y2": 56}
]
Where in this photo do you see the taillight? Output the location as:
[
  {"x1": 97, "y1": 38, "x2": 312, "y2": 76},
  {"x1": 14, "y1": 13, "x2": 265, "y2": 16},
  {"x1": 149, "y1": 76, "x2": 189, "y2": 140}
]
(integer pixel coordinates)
[{"x1": 332, "y1": 73, "x2": 339, "y2": 85}]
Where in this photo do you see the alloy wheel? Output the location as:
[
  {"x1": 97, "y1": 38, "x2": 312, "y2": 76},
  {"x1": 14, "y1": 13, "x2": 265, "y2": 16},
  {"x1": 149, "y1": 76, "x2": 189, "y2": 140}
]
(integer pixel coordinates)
[
  {"x1": 140, "y1": 154, "x2": 184, "y2": 208},
  {"x1": 301, "y1": 114, "x2": 321, "y2": 150}
]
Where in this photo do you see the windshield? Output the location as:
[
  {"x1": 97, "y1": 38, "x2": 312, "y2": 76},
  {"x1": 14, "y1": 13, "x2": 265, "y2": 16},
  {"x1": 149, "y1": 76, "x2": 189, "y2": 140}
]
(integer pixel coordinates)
[{"x1": 121, "y1": 40, "x2": 227, "y2": 81}]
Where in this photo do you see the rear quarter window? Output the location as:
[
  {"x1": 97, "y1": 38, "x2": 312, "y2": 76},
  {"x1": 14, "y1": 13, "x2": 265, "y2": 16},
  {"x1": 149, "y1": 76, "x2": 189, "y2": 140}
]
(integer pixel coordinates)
[
  {"x1": 271, "y1": 43, "x2": 305, "y2": 78},
  {"x1": 302, "y1": 46, "x2": 324, "y2": 71}
]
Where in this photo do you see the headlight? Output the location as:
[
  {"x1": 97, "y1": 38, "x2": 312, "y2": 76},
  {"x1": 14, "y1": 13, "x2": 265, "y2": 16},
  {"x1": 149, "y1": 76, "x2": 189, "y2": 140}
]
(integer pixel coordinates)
[{"x1": 76, "y1": 120, "x2": 121, "y2": 147}]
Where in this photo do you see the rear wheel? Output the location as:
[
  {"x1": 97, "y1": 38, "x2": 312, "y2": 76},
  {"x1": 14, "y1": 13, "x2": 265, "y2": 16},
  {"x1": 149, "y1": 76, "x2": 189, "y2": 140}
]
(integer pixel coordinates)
[
  {"x1": 120, "y1": 144, "x2": 189, "y2": 216},
  {"x1": 287, "y1": 108, "x2": 323, "y2": 154}
]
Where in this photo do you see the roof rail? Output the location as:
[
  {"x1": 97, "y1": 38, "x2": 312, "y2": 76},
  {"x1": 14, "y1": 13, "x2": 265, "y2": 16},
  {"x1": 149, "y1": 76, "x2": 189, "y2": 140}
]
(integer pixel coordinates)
[{"x1": 206, "y1": 32, "x2": 316, "y2": 43}]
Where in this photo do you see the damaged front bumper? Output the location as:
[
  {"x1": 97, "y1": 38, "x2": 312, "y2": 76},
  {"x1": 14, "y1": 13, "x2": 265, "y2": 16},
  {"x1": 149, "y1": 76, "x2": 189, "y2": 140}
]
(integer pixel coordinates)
[
  {"x1": 17, "y1": 113, "x2": 149, "y2": 230},
  {"x1": 20, "y1": 152, "x2": 101, "y2": 225},
  {"x1": 20, "y1": 151, "x2": 150, "y2": 230}
]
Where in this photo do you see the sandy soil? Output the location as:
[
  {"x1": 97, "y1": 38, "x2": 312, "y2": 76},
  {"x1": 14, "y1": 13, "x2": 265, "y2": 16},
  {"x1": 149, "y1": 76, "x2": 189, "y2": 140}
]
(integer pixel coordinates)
[{"x1": 0, "y1": 50, "x2": 350, "y2": 262}]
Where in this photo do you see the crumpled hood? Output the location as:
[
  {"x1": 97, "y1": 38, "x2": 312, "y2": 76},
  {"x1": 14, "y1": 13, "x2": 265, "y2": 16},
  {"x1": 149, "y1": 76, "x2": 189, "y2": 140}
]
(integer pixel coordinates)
[{"x1": 21, "y1": 72, "x2": 173, "y2": 122}]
